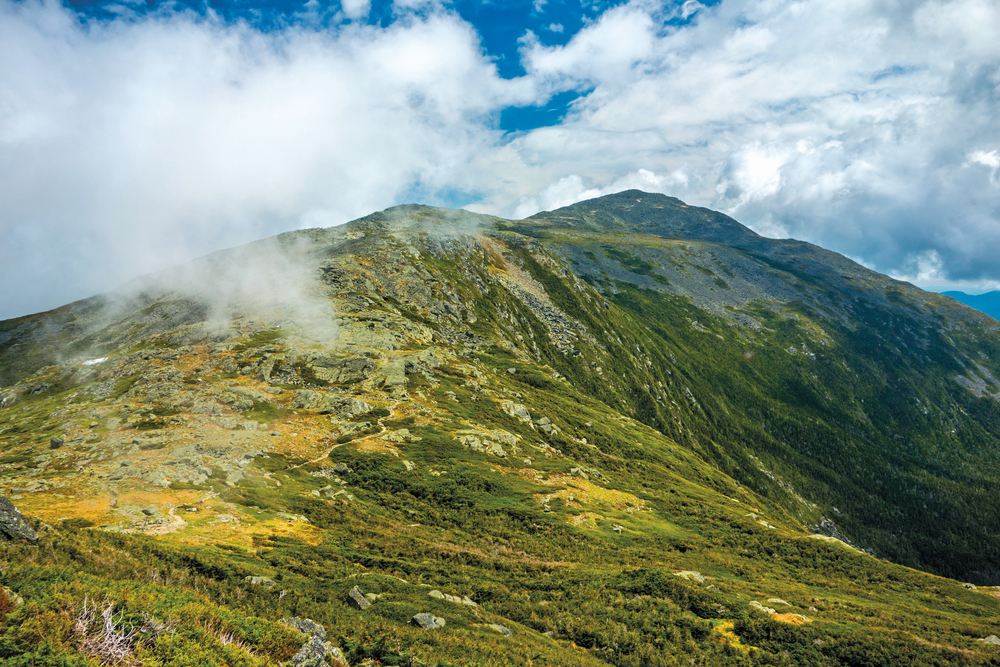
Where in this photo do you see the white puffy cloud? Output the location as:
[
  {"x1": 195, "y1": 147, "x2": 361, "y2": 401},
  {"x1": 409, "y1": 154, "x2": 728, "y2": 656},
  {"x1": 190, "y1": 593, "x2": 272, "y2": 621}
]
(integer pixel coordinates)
[
  {"x1": 508, "y1": 0, "x2": 1000, "y2": 288},
  {"x1": 2, "y1": 0, "x2": 1000, "y2": 319},
  {"x1": 0, "y1": 0, "x2": 540, "y2": 318},
  {"x1": 341, "y1": 0, "x2": 371, "y2": 20}
]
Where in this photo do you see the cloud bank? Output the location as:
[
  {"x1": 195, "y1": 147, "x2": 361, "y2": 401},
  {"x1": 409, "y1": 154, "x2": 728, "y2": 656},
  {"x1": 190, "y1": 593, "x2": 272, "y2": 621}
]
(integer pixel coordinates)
[
  {"x1": 1, "y1": 0, "x2": 999, "y2": 318},
  {"x1": 0, "y1": 0, "x2": 537, "y2": 317}
]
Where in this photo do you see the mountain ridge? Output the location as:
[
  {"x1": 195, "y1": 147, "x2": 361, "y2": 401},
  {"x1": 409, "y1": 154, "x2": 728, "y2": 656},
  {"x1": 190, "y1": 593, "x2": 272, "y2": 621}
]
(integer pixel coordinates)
[{"x1": 2, "y1": 191, "x2": 1000, "y2": 665}]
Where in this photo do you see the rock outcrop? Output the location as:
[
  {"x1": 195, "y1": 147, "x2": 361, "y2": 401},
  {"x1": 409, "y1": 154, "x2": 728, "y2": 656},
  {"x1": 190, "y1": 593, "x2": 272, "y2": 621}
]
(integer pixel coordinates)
[{"x1": 0, "y1": 497, "x2": 37, "y2": 543}]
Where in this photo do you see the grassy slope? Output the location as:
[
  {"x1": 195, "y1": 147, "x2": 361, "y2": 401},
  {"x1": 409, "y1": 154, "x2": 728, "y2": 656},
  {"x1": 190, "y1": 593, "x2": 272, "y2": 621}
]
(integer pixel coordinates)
[
  {"x1": 2, "y1": 199, "x2": 1000, "y2": 665},
  {"x1": 505, "y1": 207, "x2": 1000, "y2": 585}
]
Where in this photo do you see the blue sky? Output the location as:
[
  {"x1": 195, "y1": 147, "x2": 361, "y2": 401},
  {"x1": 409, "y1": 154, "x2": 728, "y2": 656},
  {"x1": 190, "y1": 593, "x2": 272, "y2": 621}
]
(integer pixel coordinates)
[{"x1": 1, "y1": 0, "x2": 999, "y2": 318}]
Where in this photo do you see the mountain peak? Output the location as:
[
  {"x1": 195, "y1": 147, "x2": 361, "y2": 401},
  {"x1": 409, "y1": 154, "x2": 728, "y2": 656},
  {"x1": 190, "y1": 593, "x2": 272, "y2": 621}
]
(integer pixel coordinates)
[{"x1": 528, "y1": 189, "x2": 762, "y2": 247}]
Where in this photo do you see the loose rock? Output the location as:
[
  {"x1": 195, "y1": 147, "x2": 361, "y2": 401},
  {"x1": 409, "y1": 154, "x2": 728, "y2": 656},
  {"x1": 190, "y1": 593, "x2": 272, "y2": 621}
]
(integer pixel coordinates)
[
  {"x1": 281, "y1": 617, "x2": 327, "y2": 641},
  {"x1": 412, "y1": 613, "x2": 446, "y2": 629},
  {"x1": 488, "y1": 624, "x2": 513, "y2": 637},
  {"x1": 0, "y1": 497, "x2": 38, "y2": 543},
  {"x1": 348, "y1": 585, "x2": 371, "y2": 610}
]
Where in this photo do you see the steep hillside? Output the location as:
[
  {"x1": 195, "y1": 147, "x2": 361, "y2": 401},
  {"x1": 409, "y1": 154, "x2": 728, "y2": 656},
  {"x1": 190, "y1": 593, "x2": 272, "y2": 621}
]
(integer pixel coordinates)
[
  {"x1": 2, "y1": 193, "x2": 1000, "y2": 666},
  {"x1": 520, "y1": 192, "x2": 1000, "y2": 583}
]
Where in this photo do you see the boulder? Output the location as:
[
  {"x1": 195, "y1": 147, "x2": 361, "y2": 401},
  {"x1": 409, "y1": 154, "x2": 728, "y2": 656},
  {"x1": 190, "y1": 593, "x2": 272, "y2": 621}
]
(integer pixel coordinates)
[
  {"x1": 348, "y1": 585, "x2": 371, "y2": 610},
  {"x1": 49, "y1": 437, "x2": 64, "y2": 449},
  {"x1": 301, "y1": 354, "x2": 377, "y2": 384},
  {"x1": 980, "y1": 635, "x2": 1000, "y2": 645},
  {"x1": 536, "y1": 417, "x2": 559, "y2": 435},
  {"x1": 141, "y1": 505, "x2": 158, "y2": 517},
  {"x1": 379, "y1": 360, "x2": 407, "y2": 387},
  {"x1": 428, "y1": 590, "x2": 478, "y2": 607},
  {"x1": 281, "y1": 617, "x2": 327, "y2": 640},
  {"x1": 0, "y1": 497, "x2": 38, "y2": 543},
  {"x1": 410, "y1": 347, "x2": 447, "y2": 369},
  {"x1": 291, "y1": 635, "x2": 330, "y2": 667},
  {"x1": 454, "y1": 428, "x2": 519, "y2": 458},
  {"x1": 412, "y1": 613, "x2": 445, "y2": 629},
  {"x1": 191, "y1": 400, "x2": 224, "y2": 416},
  {"x1": 335, "y1": 397, "x2": 371, "y2": 419},
  {"x1": 384, "y1": 428, "x2": 421, "y2": 443},
  {"x1": 245, "y1": 576, "x2": 276, "y2": 587},
  {"x1": 488, "y1": 624, "x2": 512, "y2": 637},
  {"x1": 499, "y1": 400, "x2": 532, "y2": 423},
  {"x1": 749, "y1": 601, "x2": 777, "y2": 614},
  {"x1": 294, "y1": 390, "x2": 328, "y2": 411}
]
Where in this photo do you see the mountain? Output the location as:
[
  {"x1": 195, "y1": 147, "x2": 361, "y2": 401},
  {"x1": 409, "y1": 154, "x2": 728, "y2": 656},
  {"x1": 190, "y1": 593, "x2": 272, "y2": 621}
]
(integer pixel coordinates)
[
  {"x1": 943, "y1": 291, "x2": 1000, "y2": 322},
  {"x1": 2, "y1": 191, "x2": 1000, "y2": 666}
]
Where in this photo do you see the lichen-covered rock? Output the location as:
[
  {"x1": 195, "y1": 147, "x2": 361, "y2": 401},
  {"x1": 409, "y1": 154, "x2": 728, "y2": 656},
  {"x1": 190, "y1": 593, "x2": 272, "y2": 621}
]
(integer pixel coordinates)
[
  {"x1": 428, "y1": 590, "x2": 477, "y2": 607},
  {"x1": 300, "y1": 354, "x2": 377, "y2": 383},
  {"x1": 0, "y1": 497, "x2": 37, "y2": 543},
  {"x1": 281, "y1": 617, "x2": 327, "y2": 640},
  {"x1": 294, "y1": 390, "x2": 328, "y2": 410},
  {"x1": 191, "y1": 400, "x2": 224, "y2": 415},
  {"x1": 280, "y1": 617, "x2": 343, "y2": 666},
  {"x1": 536, "y1": 416, "x2": 559, "y2": 435},
  {"x1": 379, "y1": 360, "x2": 407, "y2": 387},
  {"x1": 245, "y1": 576, "x2": 276, "y2": 587},
  {"x1": 348, "y1": 585, "x2": 371, "y2": 610},
  {"x1": 383, "y1": 428, "x2": 421, "y2": 443},
  {"x1": 749, "y1": 601, "x2": 777, "y2": 614},
  {"x1": 412, "y1": 613, "x2": 445, "y2": 629},
  {"x1": 291, "y1": 635, "x2": 330, "y2": 667},
  {"x1": 488, "y1": 624, "x2": 512, "y2": 637},
  {"x1": 499, "y1": 400, "x2": 532, "y2": 423},
  {"x1": 454, "y1": 428, "x2": 519, "y2": 457}
]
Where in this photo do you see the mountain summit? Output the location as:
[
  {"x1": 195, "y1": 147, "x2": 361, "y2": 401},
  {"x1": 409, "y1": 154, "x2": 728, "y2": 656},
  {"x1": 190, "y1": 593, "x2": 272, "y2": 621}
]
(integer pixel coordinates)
[{"x1": 2, "y1": 191, "x2": 1000, "y2": 665}]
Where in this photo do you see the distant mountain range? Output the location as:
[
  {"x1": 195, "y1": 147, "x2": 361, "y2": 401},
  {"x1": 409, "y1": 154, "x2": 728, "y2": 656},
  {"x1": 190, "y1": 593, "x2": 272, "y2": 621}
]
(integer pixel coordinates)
[
  {"x1": 2, "y1": 191, "x2": 1000, "y2": 665},
  {"x1": 942, "y1": 290, "x2": 1000, "y2": 321}
]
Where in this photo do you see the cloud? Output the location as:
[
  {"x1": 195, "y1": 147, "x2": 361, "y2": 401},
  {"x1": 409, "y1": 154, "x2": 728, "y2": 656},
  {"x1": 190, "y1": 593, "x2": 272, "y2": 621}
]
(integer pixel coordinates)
[
  {"x1": 3, "y1": 0, "x2": 1000, "y2": 320},
  {"x1": 341, "y1": 0, "x2": 371, "y2": 20},
  {"x1": 507, "y1": 0, "x2": 1000, "y2": 288},
  {"x1": 0, "y1": 0, "x2": 540, "y2": 319}
]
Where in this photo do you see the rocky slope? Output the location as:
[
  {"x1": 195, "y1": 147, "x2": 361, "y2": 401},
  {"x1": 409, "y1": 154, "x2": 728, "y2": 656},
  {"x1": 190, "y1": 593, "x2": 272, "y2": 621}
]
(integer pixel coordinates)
[{"x1": 1, "y1": 191, "x2": 1000, "y2": 666}]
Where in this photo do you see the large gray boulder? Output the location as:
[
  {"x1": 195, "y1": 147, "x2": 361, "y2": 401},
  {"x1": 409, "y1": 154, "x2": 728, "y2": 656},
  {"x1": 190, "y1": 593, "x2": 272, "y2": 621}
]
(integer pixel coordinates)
[
  {"x1": 281, "y1": 617, "x2": 327, "y2": 641},
  {"x1": 0, "y1": 497, "x2": 37, "y2": 543},
  {"x1": 411, "y1": 613, "x2": 445, "y2": 629},
  {"x1": 291, "y1": 635, "x2": 330, "y2": 667},
  {"x1": 281, "y1": 617, "x2": 340, "y2": 667},
  {"x1": 348, "y1": 585, "x2": 371, "y2": 610}
]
